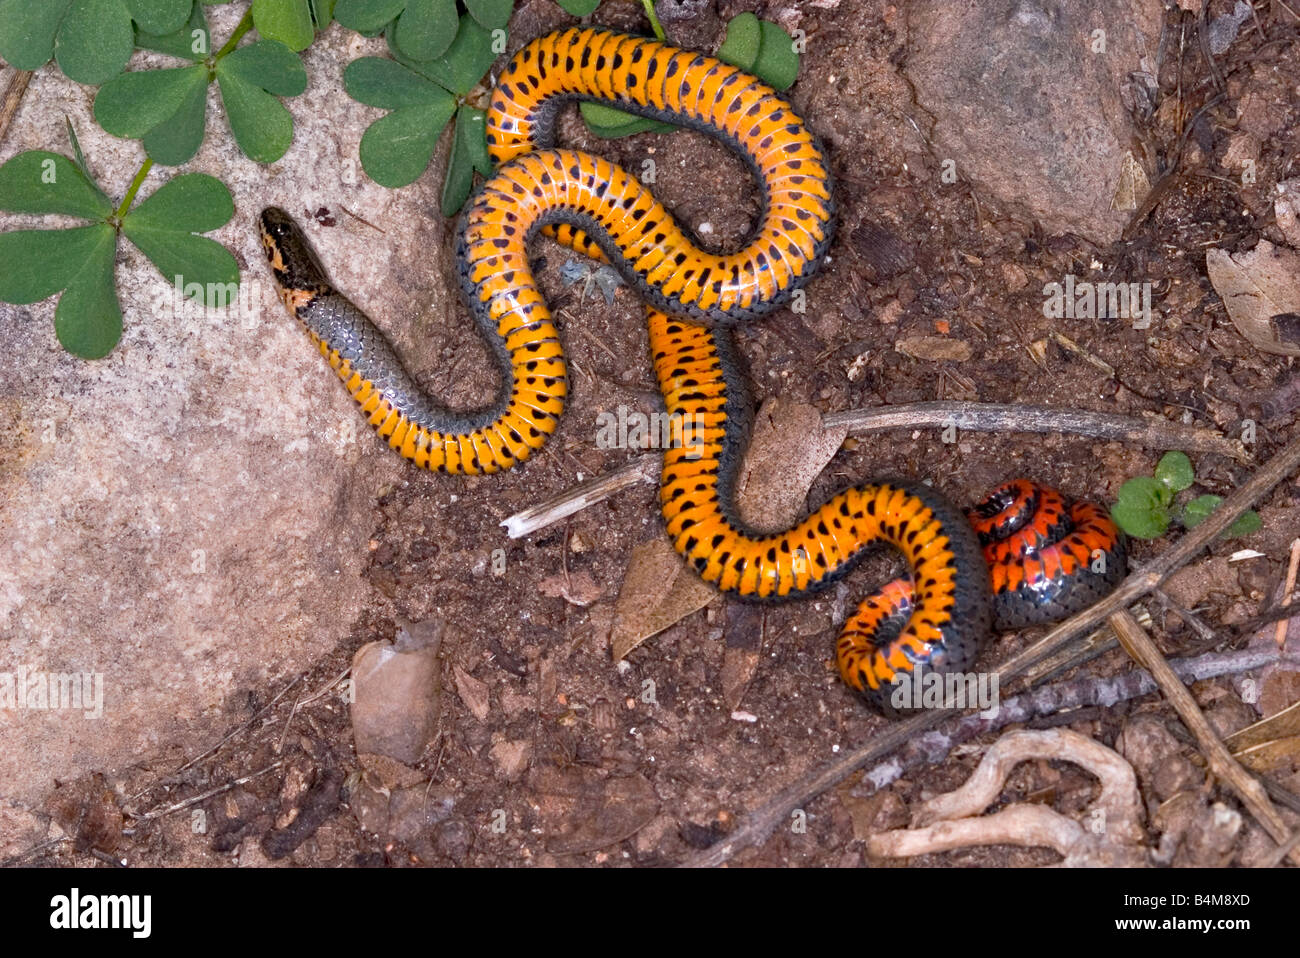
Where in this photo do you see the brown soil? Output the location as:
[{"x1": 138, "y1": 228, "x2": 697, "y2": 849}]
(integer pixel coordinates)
[{"x1": 30, "y1": 0, "x2": 1300, "y2": 868}]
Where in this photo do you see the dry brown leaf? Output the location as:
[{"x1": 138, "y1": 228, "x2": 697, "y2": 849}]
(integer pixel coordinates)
[
  {"x1": 531, "y1": 766, "x2": 660, "y2": 854},
  {"x1": 1226, "y1": 697, "x2": 1300, "y2": 750},
  {"x1": 895, "y1": 336, "x2": 973, "y2": 362},
  {"x1": 1111, "y1": 151, "x2": 1150, "y2": 211},
  {"x1": 734, "y1": 397, "x2": 849, "y2": 530},
  {"x1": 453, "y1": 665, "x2": 490, "y2": 722},
  {"x1": 1229, "y1": 736, "x2": 1300, "y2": 773},
  {"x1": 489, "y1": 739, "x2": 532, "y2": 781},
  {"x1": 1205, "y1": 240, "x2": 1300, "y2": 356},
  {"x1": 1225, "y1": 697, "x2": 1300, "y2": 772},
  {"x1": 610, "y1": 538, "x2": 716, "y2": 660},
  {"x1": 1258, "y1": 666, "x2": 1300, "y2": 718}
]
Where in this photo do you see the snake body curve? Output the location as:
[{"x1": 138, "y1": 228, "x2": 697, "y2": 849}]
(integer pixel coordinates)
[{"x1": 260, "y1": 27, "x2": 1124, "y2": 714}]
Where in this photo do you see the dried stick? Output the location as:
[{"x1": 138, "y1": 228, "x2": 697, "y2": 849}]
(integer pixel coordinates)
[
  {"x1": 1107, "y1": 609, "x2": 1300, "y2": 866},
  {"x1": 869, "y1": 730, "x2": 1146, "y2": 865},
  {"x1": 1277, "y1": 538, "x2": 1299, "y2": 649},
  {"x1": 0, "y1": 69, "x2": 32, "y2": 147},
  {"x1": 128, "y1": 761, "x2": 284, "y2": 822},
  {"x1": 504, "y1": 401, "x2": 1244, "y2": 537},
  {"x1": 502, "y1": 455, "x2": 657, "y2": 538},
  {"x1": 1260, "y1": 825, "x2": 1300, "y2": 867},
  {"x1": 823, "y1": 402, "x2": 1244, "y2": 459},
  {"x1": 853, "y1": 646, "x2": 1300, "y2": 796},
  {"x1": 680, "y1": 432, "x2": 1300, "y2": 867}
]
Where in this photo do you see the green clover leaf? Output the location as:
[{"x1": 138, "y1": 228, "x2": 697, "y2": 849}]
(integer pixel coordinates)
[
  {"x1": 121, "y1": 173, "x2": 239, "y2": 306},
  {"x1": 96, "y1": 19, "x2": 307, "y2": 166},
  {"x1": 134, "y1": 0, "x2": 212, "y2": 58},
  {"x1": 0, "y1": 0, "x2": 191, "y2": 83},
  {"x1": 464, "y1": 0, "x2": 512, "y2": 30},
  {"x1": 579, "y1": 100, "x2": 673, "y2": 139},
  {"x1": 0, "y1": 146, "x2": 237, "y2": 358},
  {"x1": 0, "y1": 151, "x2": 118, "y2": 356},
  {"x1": 556, "y1": 0, "x2": 599, "y2": 14},
  {"x1": 1225, "y1": 511, "x2": 1263, "y2": 538},
  {"x1": 0, "y1": 0, "x2": 136, "y2": 84},
  {"x1": 441, "y1": 104, "x2": 491, "y2": 216},
  {"x1": 389, "y1": 14, "x2": 495, "y2": 96},
  {"x1": 716, "y1": 11, "x2": 761, "y2": 70},
  {"x1": 310, "y1": 0, "x2": 337, "y2": 27},
  {"x1": 334, "y1": 0, "x2": 405, "y2": 33},
  {"x1": 346, "y1": 56, "x2": 457, "y2": 187},
  {"x1": 717, "y1": 14, "x2": 799, "y2": 90},
  {"x1": 1181, "y1": 495, "x2": 1262, "y2": 538},
  {"x1": 215, "y1": 39, "x2": 308, "y2": 161},
  {"x1": 0, "y1": 150, "x2": 113, "y2": 219},
  {"x1": 1180, "y1": 494, "x2": 1219, "y2": 530},
  {"x1": 252, "y1": 0, "x2": 315, "y2": 52},
  {"x1": 96, "y1": 66, "x2": 211, "y2": 164},
  {"x1": 1110, "y1": 475, "x2": 1171, "y2": 540},
  {"x1": 128, "y1": 0, "x2": 194, "y2": 35},
  {"x1": 345, "y1": 13, "x2": 501, "y2": 198},
  {"x1": 1154, "y1": 450, "x2": 1194, "y2": 492},
  {"x1": 336, "y1": 0, "x2": 460, "y2": 61}
]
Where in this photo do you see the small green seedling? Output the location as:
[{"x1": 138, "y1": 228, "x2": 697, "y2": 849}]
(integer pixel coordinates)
[{"x1": 1110, "y1": 451, "x2": 1261, "y2": 540}]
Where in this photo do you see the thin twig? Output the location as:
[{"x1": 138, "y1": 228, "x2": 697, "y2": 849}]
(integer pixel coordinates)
[
  {"x1": 0, "y1": 68, "x2": 33, "y2": 147},
  {"x1": 1277, "y1": 538, "x2": 1299, "y2": 649},
  {"x1": 1198, "y1": 0, "x2": 1225, "y2": 93},
  {"x1": 1260, "y1": 824, "x2": 1300, "y2": 867},
  {"x1": 680, "y1": 432, "x2": 1300, "y2": 866},
  {"x1": 823, "y1": 402, "x2": 1243, "y2": 458},
  {"x1": 1107, "y1": 609, "x2": 1300, "y2": 866},
  {"x1": 502, "y1": 455, "x2": 658, "y2": 538},
  {"x1": 339, "y1": 205, "x2": 386, "y2": 234},
  {"x1": 128, "y1": 762, "x2": 284, "y2": 822},
  {"x1": 1231, "y1": 602, "x2": 1300, "y2": 641},
  {"x1": 0, "y1": 837, "x2": 72, "y2": 869},
  {"x1": 503, "y1": 401, "x2": 1244, "y2": 538},
  {"x1": 177, "y1": 674, "x2": 305, "y2": 773},
  {"x1": 852, "y1": 646, "x2": 1300, "y2": 797},
  {"x1": 1153, "y1": 586, "x2": 1221, "y2": 646}
]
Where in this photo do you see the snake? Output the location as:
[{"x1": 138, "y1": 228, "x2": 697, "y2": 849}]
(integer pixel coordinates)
[{"x1": 259, "y1": 26, "x2": 1126, "y2": 714}]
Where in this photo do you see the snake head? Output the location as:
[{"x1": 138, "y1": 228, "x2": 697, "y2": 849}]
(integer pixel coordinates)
[
  {"x1": 260, "y1": 207, "x2": 335, "y2": 315},
  {"x1": 258, "y1": 207, "x2": 331, "y2": 292}
]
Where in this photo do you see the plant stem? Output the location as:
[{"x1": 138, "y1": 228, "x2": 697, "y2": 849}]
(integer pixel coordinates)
[
  {"x1": 214, "y1": 9, "x2": 255, "y2": 62},
  {"x1": 114, "y1": 158, "x2": 154, "y2": 220},
  {"x1": 640, "y1": 0, "x2": 666, "y2": 41}
]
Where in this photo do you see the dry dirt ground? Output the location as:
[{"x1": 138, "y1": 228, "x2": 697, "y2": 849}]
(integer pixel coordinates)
[{"x1": 23, "y1": 0, "x2": 1300, "y2": 868}]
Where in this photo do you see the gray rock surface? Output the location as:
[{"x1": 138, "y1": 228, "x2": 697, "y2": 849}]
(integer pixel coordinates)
[
  {"x1": 0, "y1": 9, "x2": 462, "y2": 813},
  {"x1": 904, "y1": 0, "x2": 1165, "y2": 242}
]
